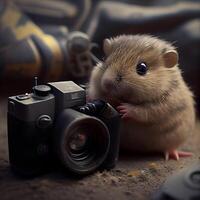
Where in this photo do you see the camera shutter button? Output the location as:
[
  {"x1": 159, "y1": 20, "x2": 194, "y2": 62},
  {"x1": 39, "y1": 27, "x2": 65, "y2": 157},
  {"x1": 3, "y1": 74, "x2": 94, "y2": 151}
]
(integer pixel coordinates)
[
  {"x1": 33, "y1": 85, "x2": 51, "y2": 97},
  {"x1": 37, "y1": 115, "x2": 52, "y2": 129}
]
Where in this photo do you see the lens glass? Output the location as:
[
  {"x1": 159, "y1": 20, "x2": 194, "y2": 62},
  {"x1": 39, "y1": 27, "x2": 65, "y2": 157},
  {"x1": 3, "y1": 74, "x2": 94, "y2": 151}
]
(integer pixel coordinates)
[
  {"x1": 62, "y1": 117, "x2": 110, "y2": 175},
  {"x1": 67, "y1": 125, "x2": 98, "y2": 163},
  {"x1": 69, "y1": 132, "x2": 87, "y2": 152}
]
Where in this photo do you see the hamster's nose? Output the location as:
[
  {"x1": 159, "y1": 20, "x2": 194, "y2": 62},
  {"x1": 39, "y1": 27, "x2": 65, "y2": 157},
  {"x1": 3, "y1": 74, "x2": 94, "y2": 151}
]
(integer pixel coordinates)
[{"x1": 103, "y1": 78, "x2": 114, "y2": 90}]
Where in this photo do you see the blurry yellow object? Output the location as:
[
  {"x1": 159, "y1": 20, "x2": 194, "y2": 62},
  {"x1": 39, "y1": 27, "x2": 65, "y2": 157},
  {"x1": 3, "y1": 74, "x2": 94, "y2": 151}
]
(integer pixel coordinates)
[{"x1": 0, "y1": 3, "x2": 63, "y2": 80}]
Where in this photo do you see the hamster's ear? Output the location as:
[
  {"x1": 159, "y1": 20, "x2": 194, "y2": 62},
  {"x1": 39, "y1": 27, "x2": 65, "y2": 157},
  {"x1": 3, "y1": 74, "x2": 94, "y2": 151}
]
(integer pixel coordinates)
[
  {"x1": 103, "y1": 39, "x2": 113, "y2": 56},
  {"x1": 163, "y1": 50, "x2": 179, "y2": 68}
]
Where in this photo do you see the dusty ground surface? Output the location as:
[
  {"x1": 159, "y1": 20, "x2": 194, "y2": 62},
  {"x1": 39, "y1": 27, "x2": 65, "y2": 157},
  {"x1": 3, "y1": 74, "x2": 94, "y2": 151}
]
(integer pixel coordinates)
[{"x1": 0, "y1": 96, "x2": 200, "y2": 200}]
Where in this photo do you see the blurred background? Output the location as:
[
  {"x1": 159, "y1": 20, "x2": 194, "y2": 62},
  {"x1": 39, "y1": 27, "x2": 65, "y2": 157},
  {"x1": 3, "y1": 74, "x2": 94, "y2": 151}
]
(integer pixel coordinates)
[
  {"x1": 0, "y1": 1, "x2": 200, "y2": 200},
  {"x1": 0, "y1": 0, "x2": 199, "y2": 100}
]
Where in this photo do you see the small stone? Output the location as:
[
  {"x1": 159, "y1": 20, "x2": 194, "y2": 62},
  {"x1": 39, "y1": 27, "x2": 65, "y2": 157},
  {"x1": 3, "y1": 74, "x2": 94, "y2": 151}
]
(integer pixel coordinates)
[
  {"x1": 78, "y1": 181, "x2": 85, "y2": 185},
  {"x1": 124, "y1": 191, "x2": 132, "y2": 196},
  {"x1": 101, "y1": 171, "x2": 109, "y2": 177},
  {"x1": 110, "y1": 176, "x2": 119, "y2": 185},
  {"x1": 127, "y1": 170, "x2": 141, "y2": 177},
  {"x1": 149, "y1": 162, "x2": 157, "y2": 168},
  {"x1": 148, "y1": 162, "x2": 160, "y2": 174},
  {"x1": 138, "y1": 174, "x2": 148, "y2": 182},
  {"x1": 141, "y1": 169, "x2": 147, "y2": 175}
]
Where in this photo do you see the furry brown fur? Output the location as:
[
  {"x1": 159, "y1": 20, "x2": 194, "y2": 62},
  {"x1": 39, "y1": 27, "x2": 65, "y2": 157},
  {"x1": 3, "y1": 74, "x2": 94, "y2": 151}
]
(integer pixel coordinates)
[{"x1": 89, "y1": 35, "x2": 195, "y2": 158}]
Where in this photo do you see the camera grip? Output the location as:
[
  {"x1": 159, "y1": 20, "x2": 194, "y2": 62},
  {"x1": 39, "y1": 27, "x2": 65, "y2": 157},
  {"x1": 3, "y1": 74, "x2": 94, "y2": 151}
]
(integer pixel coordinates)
[{"x1": 7, "y1": 113, "x2": 52, "y2": 177}]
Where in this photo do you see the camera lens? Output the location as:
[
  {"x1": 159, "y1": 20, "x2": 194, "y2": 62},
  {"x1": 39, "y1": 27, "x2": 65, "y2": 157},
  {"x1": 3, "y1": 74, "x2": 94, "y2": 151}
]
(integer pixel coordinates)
[
  {"x1": 55, "y1": 109, "x2": 110, "y2": 175},
  {"x1": 65, "y1": 119, "x2": 109, "y2": 173}
]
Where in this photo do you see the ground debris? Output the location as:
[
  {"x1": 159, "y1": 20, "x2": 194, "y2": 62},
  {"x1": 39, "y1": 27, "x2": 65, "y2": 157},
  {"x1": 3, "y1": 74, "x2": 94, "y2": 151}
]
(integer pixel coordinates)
[
  {"x1": 148, "y1": 162, "x2": 159, "y2": 174},
  {"x1": 93, "y1": 170, "x2": 124, "y2": 186},
  {"x1": 127, "y1": 170, "x2": 141, "y2": 177},
  {"x1": 110, "y1": 176, "x2": 120, "y2": 185},
  {"x1": 124, "y1": 190, "x2": 132, "y2": 196},
  {"x1": 127, "y1": 162, "x2": 160, "y2": 182}
]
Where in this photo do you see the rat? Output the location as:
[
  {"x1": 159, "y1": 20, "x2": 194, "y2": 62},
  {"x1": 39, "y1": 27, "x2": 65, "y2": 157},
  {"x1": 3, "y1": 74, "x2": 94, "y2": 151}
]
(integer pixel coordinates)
[{"x1": 88, "y1": 34, "x2": 196, "y2": 160}]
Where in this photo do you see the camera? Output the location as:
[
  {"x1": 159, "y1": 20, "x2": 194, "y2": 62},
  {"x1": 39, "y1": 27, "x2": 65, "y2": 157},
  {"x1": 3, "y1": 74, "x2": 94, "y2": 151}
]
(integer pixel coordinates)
[{"x1": 7, "y1": 81, "x2": 120, "y2": 177}]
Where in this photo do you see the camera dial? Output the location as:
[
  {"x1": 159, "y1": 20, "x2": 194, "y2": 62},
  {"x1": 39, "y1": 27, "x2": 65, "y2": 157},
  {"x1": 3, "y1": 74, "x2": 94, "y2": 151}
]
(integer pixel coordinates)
[
  {"x1": 33, "y1": 85, "x2": 51, "y2": 97},
  {"x1": 36, "y1": 115, "x2": 52, "y2": 129}
]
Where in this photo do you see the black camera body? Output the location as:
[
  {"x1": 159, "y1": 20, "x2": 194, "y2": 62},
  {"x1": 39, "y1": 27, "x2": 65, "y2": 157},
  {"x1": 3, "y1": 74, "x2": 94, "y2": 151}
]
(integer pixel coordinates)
[{"x1": 7, "y1": 81, "x2": 120, "y2": 177}]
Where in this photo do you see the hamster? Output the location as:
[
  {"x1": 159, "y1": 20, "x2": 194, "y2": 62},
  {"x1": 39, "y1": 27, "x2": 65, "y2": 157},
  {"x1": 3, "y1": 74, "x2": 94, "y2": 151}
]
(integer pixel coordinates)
[{"x1": 88, "y1": 35, "x2": 196, "y2": 160}]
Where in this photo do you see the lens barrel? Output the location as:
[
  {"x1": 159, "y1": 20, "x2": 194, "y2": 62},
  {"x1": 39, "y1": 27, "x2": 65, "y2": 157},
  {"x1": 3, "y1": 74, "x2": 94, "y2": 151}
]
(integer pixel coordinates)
[{"x1": 54, "y1": 109, "x2": 110, "y2": 175}]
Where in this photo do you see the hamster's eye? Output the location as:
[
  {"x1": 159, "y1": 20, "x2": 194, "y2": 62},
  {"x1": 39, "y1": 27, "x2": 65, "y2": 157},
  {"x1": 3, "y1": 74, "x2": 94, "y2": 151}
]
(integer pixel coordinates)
[{"x1": 136, "y1": 62, "x2": 148, "y2": 75}]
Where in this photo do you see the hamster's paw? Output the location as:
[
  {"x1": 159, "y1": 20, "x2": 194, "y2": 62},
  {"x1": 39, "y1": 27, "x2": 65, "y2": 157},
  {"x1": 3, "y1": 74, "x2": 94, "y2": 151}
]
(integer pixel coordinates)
[
  {"x1": 164, "y1": 150, "x2": 193, "y2": 161},
  {"x1": 117, "y1": 103, "x2": 134, "y2": 120}
]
